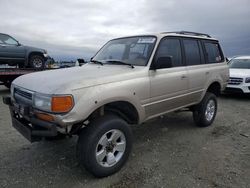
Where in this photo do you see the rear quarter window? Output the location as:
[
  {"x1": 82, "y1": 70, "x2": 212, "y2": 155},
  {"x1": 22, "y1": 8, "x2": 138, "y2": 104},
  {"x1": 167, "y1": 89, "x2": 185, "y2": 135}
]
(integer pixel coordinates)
[{"x1": 204, "y1": 41, "x2": 224, "y2": 63}]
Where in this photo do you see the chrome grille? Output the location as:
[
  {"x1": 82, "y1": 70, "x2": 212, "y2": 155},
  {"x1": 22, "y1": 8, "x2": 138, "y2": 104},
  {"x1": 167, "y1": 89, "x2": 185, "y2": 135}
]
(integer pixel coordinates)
[{"x1": 228, "y1": 77, "x2": 243, "y2": 85}]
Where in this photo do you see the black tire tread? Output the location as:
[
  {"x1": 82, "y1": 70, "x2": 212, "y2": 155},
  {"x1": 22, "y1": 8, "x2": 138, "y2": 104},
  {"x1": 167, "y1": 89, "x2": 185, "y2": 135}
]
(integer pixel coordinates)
[
  {"x1": 77, "y1": 114, "x2": 132, "y2": 177},
  {"x1": 193, "y1": 92, "x2": 217, "y2": 127},
  {"x1": 29, "y1": 55, "x2": 45, "y2": 68}
]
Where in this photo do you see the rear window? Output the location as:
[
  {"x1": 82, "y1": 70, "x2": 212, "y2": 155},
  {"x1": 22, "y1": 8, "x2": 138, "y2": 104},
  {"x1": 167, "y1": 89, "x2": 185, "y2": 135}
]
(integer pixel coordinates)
[{"x1": 204, "y1": 42, "x2": 223, "y2": 63}]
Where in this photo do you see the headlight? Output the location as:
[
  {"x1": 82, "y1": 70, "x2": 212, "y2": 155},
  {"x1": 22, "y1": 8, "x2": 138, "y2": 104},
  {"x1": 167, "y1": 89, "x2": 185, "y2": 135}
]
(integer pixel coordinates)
[
  {"x1": 245, "y1": 77, "x2": 250, "y2": 83},
  {"x1": 33, "y1": 93, "x2": 52, "y2": 112},
  {"x1": 33, "y1": 93, "x2": 74, "y2": 113}
]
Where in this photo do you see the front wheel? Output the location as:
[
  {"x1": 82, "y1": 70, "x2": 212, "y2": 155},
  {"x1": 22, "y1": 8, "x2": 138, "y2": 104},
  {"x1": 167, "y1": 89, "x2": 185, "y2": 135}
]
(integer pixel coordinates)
[
  {"x1": 77, "y1": 114, "x2": 133, "y2": 177},
  {"x1": 193, "y1": 92, "x2": 217, "y2": 127},
  {"x1": 29, "y1": 55, "x2": 45, "y2": 69}
]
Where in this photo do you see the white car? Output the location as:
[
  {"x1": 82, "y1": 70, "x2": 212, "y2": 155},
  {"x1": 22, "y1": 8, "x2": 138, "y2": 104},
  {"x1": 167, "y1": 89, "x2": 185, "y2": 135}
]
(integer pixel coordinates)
[{"x1": 226, "y1": 56, "x2": 250, "y2": 93}]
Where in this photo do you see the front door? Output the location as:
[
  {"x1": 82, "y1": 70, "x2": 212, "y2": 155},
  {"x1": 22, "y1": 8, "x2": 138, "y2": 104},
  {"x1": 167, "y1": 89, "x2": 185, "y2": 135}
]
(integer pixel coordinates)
[{"x1": 146, "y1": 37, "x2": 189, "y2": 118}]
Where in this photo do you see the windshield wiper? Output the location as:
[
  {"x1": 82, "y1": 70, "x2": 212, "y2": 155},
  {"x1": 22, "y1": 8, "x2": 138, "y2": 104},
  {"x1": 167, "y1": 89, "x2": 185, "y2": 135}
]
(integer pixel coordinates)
[
  {"x1": 106, "y1": 60, "x2": 134, "y2": 69},
  {"x1": 90, "y1": 59, "x2": 104, "y2": 66}
]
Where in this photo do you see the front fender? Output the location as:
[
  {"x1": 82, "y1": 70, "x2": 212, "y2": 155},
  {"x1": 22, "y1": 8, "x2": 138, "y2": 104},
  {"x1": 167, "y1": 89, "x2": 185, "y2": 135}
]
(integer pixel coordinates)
[
  {"x1": 56, "y1": 83, "x2": 147, "y2": 126},
  {"x1": 24, "y1": 47, "x2": 46, "y2": 66}
]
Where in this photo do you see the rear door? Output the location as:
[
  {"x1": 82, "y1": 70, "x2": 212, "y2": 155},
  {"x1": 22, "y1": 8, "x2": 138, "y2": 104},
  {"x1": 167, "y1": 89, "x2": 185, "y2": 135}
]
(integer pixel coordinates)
[
  {"x1": 182, "y1": 38, "x2": 208, "y2": 104},
  {"x1": 147, "y1": 37, "x2": 189, "y2": 118},
  {"x1": 183, "y1": 38, "x2": 226, "y2": 104}
]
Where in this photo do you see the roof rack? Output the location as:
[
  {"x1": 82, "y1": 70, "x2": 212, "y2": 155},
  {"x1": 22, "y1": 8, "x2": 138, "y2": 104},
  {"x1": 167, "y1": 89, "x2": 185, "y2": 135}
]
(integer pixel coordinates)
[{"x1": 162, "y1": 31, "x2": 211, "y2": 38}]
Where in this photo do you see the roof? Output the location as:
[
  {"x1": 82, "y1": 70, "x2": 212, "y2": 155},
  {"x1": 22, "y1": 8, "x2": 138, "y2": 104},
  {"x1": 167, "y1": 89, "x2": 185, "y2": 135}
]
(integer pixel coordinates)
[
  {"x1": 157, "y1": 31, "x2": 217, "y2": 40},
  {"x1": 118, "y1": 31, "x2": 218, "y2": 41}
]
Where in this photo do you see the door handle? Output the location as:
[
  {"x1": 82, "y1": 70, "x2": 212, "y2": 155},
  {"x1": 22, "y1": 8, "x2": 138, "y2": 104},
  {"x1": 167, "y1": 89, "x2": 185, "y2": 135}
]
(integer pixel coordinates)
[
  {"x1": 205, "y1": 71, "x2": 209, "y2": 75},
  {"x1": 0, "y1": 44, "x2": 7, "y2": 47}
]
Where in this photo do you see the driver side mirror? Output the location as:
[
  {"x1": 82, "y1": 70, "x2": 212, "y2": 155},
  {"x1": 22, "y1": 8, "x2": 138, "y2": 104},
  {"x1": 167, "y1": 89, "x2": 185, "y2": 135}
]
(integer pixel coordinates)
[
  {"x1": 77, "y1": 58, "x2": 86, "y2": 66},
  {"x1": 151, "y1": 56, "x2": 172, "y2": 70}
]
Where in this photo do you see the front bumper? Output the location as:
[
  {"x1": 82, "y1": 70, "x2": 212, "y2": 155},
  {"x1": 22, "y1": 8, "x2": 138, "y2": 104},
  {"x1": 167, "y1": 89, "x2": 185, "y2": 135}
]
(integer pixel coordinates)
[
  {"x1": 3, "y1": 96, "x2": 58, "y2": 142},
  {"x1": 226, "y1": 83, "x2": 250, "y2": 93}
]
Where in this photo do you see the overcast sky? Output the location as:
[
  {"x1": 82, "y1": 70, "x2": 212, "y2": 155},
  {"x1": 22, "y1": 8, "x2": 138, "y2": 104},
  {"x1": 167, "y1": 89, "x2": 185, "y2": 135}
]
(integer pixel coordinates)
[{"x1": 0, "y1": 0, "x2": 249, "y2": 60}]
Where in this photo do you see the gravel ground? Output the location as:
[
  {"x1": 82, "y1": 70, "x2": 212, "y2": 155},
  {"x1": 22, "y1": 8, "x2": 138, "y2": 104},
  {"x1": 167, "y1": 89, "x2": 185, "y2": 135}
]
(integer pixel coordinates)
[{"x1": 0, "y1": 85, "x2": 249, "y2": 188}]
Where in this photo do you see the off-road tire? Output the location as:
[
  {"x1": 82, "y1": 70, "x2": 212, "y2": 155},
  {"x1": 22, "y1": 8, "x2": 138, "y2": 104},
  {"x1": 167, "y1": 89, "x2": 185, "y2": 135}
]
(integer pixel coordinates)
[
  {"x1": 193, "y1": 92, "x2": 217, "y2": 127},
  {"x1": 77, "y1": 114, "x2": 133, "y2": 177}
]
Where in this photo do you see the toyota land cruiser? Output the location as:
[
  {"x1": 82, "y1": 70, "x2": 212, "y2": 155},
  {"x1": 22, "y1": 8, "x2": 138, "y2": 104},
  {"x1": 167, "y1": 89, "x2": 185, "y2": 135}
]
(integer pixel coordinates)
[{"x1": 3, "y1": 31, "x2": 229, "y2": 177}]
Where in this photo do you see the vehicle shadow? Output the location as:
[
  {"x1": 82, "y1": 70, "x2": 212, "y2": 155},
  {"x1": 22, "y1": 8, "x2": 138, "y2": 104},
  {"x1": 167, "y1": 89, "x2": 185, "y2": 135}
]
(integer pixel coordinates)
[
  {"x1": 0, "y1": 112, "x2": 199, "y2": 187},
  {"x1": 220, "y1": 93, "x2": 250, "y2": 100}
]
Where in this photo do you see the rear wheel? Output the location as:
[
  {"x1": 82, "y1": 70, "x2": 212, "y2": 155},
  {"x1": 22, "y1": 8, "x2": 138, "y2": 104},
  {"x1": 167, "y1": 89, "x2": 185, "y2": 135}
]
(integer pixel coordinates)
[
  {"x1": 29, "y1": 55, "x2": 45, "y2": 69},
  {"x1": 193, "y1": 92, "x2": 217, "y2": 127},
  {"x1": 77, "y1": 114, "x2": 133, "y2": 177}
]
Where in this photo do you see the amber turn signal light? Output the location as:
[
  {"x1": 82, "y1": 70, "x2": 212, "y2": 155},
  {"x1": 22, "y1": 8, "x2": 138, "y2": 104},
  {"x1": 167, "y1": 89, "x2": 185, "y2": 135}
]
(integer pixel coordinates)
[
  {"x1": 51, "y1": 95, "x2": 74, "y2": 113},
  {"x1": 36, "y1": 113, "x2": 54, "y2": 122}
]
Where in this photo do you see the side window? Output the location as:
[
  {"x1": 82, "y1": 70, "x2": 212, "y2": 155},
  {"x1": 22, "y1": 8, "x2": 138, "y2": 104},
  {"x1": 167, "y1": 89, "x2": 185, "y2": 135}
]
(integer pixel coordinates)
[
  {"x1": 5, "y1": 37, "x2": 18, "y2": 45},
  {"x1": 0, "y1": 34, "x2": 18, "y2": 45},
  {"x1": 183, "y1": 39, "x2": 201, "y2": 66},
  {"x1": 204, "y1": 42, "x2": 223, "y2": 63},
  {"x1": 155, "y1": 38, "x2": 182, "y2": 67}
]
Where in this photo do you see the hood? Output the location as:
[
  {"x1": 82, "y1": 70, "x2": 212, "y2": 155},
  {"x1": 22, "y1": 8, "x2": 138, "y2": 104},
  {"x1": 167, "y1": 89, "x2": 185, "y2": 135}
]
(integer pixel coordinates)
[
  {"x1": 13, "y1": 64, "x2": 147, "y2": 94},
  {"x1": 229, "y1": 68, "x2": 250, "y2": 78}
]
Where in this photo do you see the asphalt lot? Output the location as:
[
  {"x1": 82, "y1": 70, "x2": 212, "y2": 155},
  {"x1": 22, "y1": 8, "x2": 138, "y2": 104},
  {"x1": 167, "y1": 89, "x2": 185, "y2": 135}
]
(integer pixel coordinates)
[{"x1": 0, "y1": 85, "x2": 249, "y2": 188}]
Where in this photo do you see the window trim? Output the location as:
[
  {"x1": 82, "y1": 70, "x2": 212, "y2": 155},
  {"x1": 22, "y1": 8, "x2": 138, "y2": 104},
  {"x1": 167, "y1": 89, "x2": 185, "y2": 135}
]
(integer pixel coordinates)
[{"x1": 198, "y1": 40, "x2": 205, "y2": 64}]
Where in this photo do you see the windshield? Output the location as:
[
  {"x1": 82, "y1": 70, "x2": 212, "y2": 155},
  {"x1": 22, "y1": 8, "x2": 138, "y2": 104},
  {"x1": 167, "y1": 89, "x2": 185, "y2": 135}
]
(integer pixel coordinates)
[
  {"x1": 229, "y1": 59, "x2": 250, "y2": 69},
  {"x1": 92, "y1": 36, "x2": 156, "y2": 66}
]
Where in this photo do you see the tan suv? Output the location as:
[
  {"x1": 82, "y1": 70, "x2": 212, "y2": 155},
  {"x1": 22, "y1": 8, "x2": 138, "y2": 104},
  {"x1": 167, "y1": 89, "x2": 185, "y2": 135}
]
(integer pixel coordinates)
[{"x1": 3, "y1": 31, "x2": 229, "y2": 177}]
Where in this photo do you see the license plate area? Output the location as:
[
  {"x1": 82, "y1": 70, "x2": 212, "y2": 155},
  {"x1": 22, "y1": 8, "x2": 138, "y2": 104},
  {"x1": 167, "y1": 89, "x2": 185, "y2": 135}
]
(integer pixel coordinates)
[
  {"x1": 13, "y1": 102, "x2": 30, "y2": 116},
  {"x1": 11, "y1": 116, "x2": 42, "y2": 142}
]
